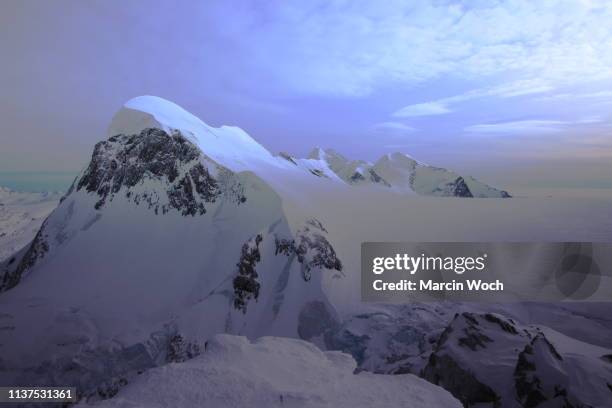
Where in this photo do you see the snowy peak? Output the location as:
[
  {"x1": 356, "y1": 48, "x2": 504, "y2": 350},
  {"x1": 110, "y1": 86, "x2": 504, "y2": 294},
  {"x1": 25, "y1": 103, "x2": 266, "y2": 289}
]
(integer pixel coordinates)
[
  {"x1": 373, "y1": 151, "x2": 510, "y2": 198},
  {"x1": 375, "y1": 152, "x2": 420, "y2": 168},
  {"x1": 306, "y1": 147, "x2": 328, "y2": 161},
  {"x1": 307, "y1": 147, "x2": 348, "y2": 164},
  {"x1": 108, "y1": 95, "x2": 206, "y2": 140},
  {"x1": 307, "y1": 147, "x2": 389, "y2": 186},
  {"x1": 108, "y1": 96, "x2": 275, "y2": 172}
]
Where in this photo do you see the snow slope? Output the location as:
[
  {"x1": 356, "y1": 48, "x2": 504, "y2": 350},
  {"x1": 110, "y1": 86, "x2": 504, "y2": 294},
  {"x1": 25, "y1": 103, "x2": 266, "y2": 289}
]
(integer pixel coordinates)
[
  {"x1": 0, "y1": 187, "x2": 61, "y2": 262},
  {"x1": 80, "y1": 334, "x2": 461, "y2": 408},
  {"x1": 108, "y1": 95, "x2": 277, "y2": 173},
  {"x1": 422, "y1": 312, "x2": 612, "y2": 407}
]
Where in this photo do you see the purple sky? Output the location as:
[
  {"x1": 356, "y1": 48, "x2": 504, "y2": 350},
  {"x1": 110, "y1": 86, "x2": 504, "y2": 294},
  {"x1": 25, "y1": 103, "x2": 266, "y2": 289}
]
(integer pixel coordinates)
[{"x1": 1, "y1": 0, "x2": 612, "y2": 190}]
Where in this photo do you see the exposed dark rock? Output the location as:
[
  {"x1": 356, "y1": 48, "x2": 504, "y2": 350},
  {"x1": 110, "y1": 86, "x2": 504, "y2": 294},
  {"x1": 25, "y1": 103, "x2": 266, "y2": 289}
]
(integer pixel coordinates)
[
  {"x1": 514, "y1": 334, "x2": 570, "y2": 408},
  {"x1": 457, "y1": 313, "x2": 493, "y2": 351},
  {"x1": 305, "y1": 218, "x2": 328, "y2": 233},
  {"x1": 422, "y1": 353, "x2": 500, "y2": 406},
  {"x1": 350, "y1": 172, "x2": 366, "y2": 182},
  {"x1": 166, "y1": 334, "x2": 201, "y2": 363},
  {"x1": 233, "y1": 234, "x2": 263, "y2": 313},
  {"x1": 278, "y1": 152, "x2": 297, "y2": 165},
  {"x1": 274, "y1": 220, "x2": 342, "y2": 281},
  {"x1": 447, "y1": 177, "x2": 473, "y2": 197},
  {"x1": 1, "y1": 221, "x2": 49, "y2": 292},
  {"x1": 76, "y1": 128, "x2": 244, "y2": 215},
  {"x1": 484, "y1": 313, "x2": 518, "y2": 335},
  {"x1": 309, "y1": 169, "x2": 326, "y2": 178},
  {"x1": 367, "y1": 169, "x2": 391, "y2": 186},
  {"x1": 422, "y1": 312, "x2": 524, "y2": 407}
]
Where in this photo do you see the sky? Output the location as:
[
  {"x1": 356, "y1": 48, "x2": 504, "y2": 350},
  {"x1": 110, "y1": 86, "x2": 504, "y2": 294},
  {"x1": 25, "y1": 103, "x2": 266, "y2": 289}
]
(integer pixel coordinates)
[{"x1": 1, "y1": 0, "x2": 612, "y2": 190}]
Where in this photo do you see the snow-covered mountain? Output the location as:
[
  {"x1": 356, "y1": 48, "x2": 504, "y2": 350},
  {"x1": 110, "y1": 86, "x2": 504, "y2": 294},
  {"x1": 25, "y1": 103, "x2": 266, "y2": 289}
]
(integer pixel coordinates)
[
  {"x1": 373, "y1": 152, "x2": 510, "y2": 198},
  {"x1": 422, "y1": 312, "x2": 612, "y2": 407},
  {"x1": 277, "y1": 148, "x2": 510, "y2": 198},
  {"x1": 1, "y1": 96, "x2": 610, "y2": 407},
  {"x1": 305, "y1": 148, "x2": 391, "y2": 187},
  {"x1": 0, "y1": 97, "x2": 348, "y2": 343}
]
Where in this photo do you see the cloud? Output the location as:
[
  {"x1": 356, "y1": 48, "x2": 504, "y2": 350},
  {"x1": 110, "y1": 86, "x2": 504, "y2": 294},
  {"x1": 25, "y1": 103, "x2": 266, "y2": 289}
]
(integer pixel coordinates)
[
  {"x1": 214, "y1": 1, "x2": 612, "y2": 97},
  {"x1": 465, "y1": 117, "x2": 605, "y2": 134},
  {"x1": 394, "y1": 79, "x2": 556, "y2": 117},
  {"x1": 535, "y1": 90, "x2": 612, "y2": 102},
  {"x1": 393, "y1": 102, "x2": 451, "y2": 117},
  {"x1": 372, "y1": 121, "x2": 416, "y2": 134},
  {"x1": 486, "y1": 80, "x2": 555, "y2": 98},
  {"x1": 465, "y1": 120, "x2": 570, "y2": 134}
]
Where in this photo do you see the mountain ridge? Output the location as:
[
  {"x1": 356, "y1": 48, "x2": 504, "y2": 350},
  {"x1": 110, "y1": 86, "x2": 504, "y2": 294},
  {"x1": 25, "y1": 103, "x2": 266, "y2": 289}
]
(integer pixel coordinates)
[{"x1": 109, "y1": 96, "x2": 511, "y2": 198}]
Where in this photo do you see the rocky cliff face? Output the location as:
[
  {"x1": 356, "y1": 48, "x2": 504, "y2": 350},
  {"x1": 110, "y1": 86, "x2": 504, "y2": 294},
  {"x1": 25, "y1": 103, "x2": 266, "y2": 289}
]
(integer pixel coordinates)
[
  {"x1": 232, "y1": 218, "x2": 343, "y2": 315},
  {"x1": 431, "y1": 176, "x2": 473, "y2": 197},
  {"x1": 77, "y1": 127, "x2": 246, "y2": 215}
]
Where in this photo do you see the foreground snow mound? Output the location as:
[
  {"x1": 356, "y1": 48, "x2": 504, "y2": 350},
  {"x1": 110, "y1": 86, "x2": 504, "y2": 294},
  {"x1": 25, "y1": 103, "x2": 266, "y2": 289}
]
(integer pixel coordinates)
[{"x1": 81, "y1": 334, "x2": 461, "y2": 408}]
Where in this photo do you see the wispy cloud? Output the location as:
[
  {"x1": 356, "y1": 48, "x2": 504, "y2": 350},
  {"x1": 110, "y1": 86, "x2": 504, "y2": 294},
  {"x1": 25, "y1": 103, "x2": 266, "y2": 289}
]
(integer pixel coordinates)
[
  {"x1": 465, "y1": 117, "x2": 605, "y2": 134},
  {"x1": 465, "y1": 120, "x2": 570, "y2": 134},
  {"x1": 394, "y1": 79, "x2": 555, "y2": 117},
  {"x1": 534, "y1": 90, "x2": 612, "y2": 102},
  {"x1": 393, "y1": 102, "x2": 450, "y2": 117}
]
